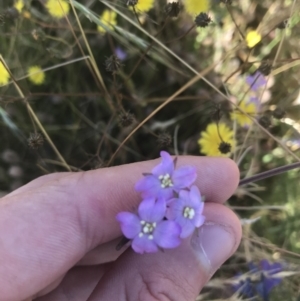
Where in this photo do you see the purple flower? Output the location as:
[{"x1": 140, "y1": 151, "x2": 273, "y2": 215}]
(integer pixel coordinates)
[
  {"x1": 259, "y1": 259, "x2": 282, "y2": 295},
  {"x1": 135, "y1": 151, "x2": 197, "y2": 200},
  {"x1": 246, "y1": 71, "x2": 267, "y2": 91},
  {"x1": 116, "y1": 198, "x2": 181, "y2": 254},
  {"x1": 232, "y1": 275, "x2": 256, "y2": 299},
  {"x1": 232, "y1": 260, "x2": 283, "y2": 301},
  {"x1": 115, "y1": 47, "x2": 127, "y2": 61},
  {"x1": 166, "y1": 186, "x2": 205, "y2": 238}
]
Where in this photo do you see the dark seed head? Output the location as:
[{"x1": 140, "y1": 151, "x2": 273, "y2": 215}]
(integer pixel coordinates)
[
  {"x1": 105, "y1": 55, "x2": 122, "y2": 74},
  {"x1": 164, "y1": 2, "x2": 181, "y2": 18},
  {"x1": 272, "y1": 107, "x2": 285, "y2": 120},
  {"x1": 126, "y1": 0, "x2": 138, "y2": 7},
  {"x1": 258, "y1": 115, "x2": 271, "y2": 128},
  {"x1": 277, "y1": 19, "x2": 289, "y2": 29},
  {"x1": 0, "y1": 7, "x2": 19, "y2": 25},
  {"x1": 157, "y1": 132, "x2": 172, "y2": 147},
  {"x1": 5, "y1": 7, "x2": 19, "y2": 19},
  {"x1": 28, "y1": 132, "x2": 44, "y2": 150},
  {"x1": 211, "y1": 104, "x2": 222, "y2": 122},
  {"x1": 258, "y1": 61, "x2": 272, "y2": 76},
  {"x1": 118, "y1": 111, "x2": 135, "y2": 127},
  {"x1": 218, "y1": 141, "x2": 231, "y2": 154},
  {"x1": 195, "y1": 12, "x2": 212, "y2": 28}
]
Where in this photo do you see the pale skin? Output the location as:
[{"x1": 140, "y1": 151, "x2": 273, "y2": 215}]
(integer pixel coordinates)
[{"x1": 0, "y1": 157, "x2": 242, "y2": 301}]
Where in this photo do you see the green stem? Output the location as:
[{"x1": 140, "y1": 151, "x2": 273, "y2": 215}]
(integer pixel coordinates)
[{"x1": 239, "y1": 162, "x2": 300, "y2": 186}]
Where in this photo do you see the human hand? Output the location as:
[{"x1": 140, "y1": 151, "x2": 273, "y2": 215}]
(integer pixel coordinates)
[{"x1": 0, "y1": 156, "x2": 241, "y2": 301}]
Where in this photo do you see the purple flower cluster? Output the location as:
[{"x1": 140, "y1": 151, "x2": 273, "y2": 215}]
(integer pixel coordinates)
[
  {"x1": 116, "y1": 151, "x2": 205, "y2": 254},
  {"x1": 233, "y1": 259, "x2": 283, "y2": 301}
]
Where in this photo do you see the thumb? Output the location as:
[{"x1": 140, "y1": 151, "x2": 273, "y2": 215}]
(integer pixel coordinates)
[{"x1": 87, "y1": 202, "x2": 241, "y2": 301}]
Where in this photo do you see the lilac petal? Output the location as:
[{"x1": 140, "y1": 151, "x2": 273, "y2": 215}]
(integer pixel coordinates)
[
  {"x1": 135, "y1": 176, "x2": 161, "y2": 197},
  {"x1": 116, "y1": 212, "x2": 140, "y2": 239},
  {"x1": 166, "y1": 198, "x2": 185, "y2": 220},
  {"x1": 138, "y1": 198, "x2": 166, "y2": 222},
  {"x1": 178, "y1": 189, "x2": 190, "y2": 202},
  {"x1": 166, "y1": 197, "x2": 177, "y2": 205},
  {"x1": 194, "y1": 214, "x2": 205, "y2": 228},
  {"x1": 154, "y1": 221, "x2": 181, "y2": 249},
  {"x1": 115, "y1": 47, "x2": 127, "y2": 61},
  {"x1": 152, "y1": 151, "x2": 174, "y2": 176},
  {"x1": 132, "y1": 236, "x2": 158, "y2": 254},
  {"x1": 157, "y1": 187, "x2": 174, "y2": 200},
  {"x1": 189, "y1": 186, "x2": 202, "y2": 205},
  {"x1": 179, "y1": 220, "x2": 195, "y2": 238},
  {"x1": 172, "y1": 166, "x2": 197, "y2": 190},
  {"x1": 246, "y1": 72, "x2": 266, "y2": 91}
]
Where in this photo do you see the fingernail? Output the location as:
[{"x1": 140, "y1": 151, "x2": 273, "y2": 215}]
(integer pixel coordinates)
[{"x1": 191, "y1": 222, "x2": 235, "y2": 273}]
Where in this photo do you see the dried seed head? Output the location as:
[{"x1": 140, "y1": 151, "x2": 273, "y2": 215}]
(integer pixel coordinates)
[
  {"x1": 277, "y1": 19, "x2": 289, "y2": 29},
  {"x1": 31, "y1": 29, "x2": 46, "y2": 41},
  {"x1": 118, "y1": 111, "x2": 135, "y2": 127},
  {"x1": 259, "y1": 115, "x2": 271, "y2": 128},
  {"x1": 210, "y1": 104, "x2": 222, "y2": 122},
  {"x1": 195, "y1": 12, "x2": 212, "y2": 28},
  {"x1": 5, "y1": 7, "x2": 19, "y2": 19},
  {"x1": 28, "y1": 132, "x2": 44, "y2": 150},
  {"x1": 164, "y1": 2, "x2": 181, "y2": 18},
  {"x1": 258, "y1": 61, "x2": 272, "y2": 76},
  {"x1": 157, "y1": 132, "x2": 172, "y2": 147},
  {"x1": 272, "y1": 107, "x2": 285, "y2": 120},
  {"x1": 218, "y1": 141, "x2": 231, "y2": 154},
  {"x1": 105, "y1": 55, "x2": 122, "y2": 74},
  {"x1": 0, "y1": 13, "x2": 6, "y2": 25},
  {"x1": 0, "y1": 8, "x2": 19, "y2": 25},
  {"x1": 126, "y1": 0, "x2": 138, "y2": 7}
]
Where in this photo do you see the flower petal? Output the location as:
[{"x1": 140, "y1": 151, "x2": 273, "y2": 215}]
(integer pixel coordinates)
[
  {"x1": 166, "y1": 198, "x2": 185, "y2": 220},
  {"x1": 172, "y1": 166, "x2": 197, "y2": 190},
  {"x1": 152, "y1": 151, "x2": 174, "y2": 176},
  {"x1": 189, "y1": 185, "x2": 201, "y2": 205},
  {"x1": 138, "y1": 198, "x2": 166, "y2": 222},
  {"x1": 116, "y1": 212, "x2": 140, "y2": 239},
  {"x1": 154, "y1": 221, "x2": 181, "y2": 249},
  {"x1": 132, "y1": 236, "x2": 158, "y2": 254},
  {"x1": 194, "y1": 214, "x2": 205, "y2": 228},
  {"x1": 135, "y1": 175, "x2": 161, "y2": 198},
  {"x1": 179, "y1": 220, "x2": 195, "y2": 238}
]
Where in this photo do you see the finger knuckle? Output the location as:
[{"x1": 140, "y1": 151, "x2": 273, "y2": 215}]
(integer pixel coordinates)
[{"x1": 137, "y1": 271, "x2": 192, "y2": 301}]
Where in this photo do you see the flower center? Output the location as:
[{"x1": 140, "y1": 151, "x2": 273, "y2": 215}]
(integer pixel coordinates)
[
  {"x1": 158, "y1": 173, "x2": 173, "y2": 188},
  {"x1": 218, "y1": 141, "x2": 231, "y2": 154},
  {"x1": 183, "y1": 207, "x2": 195, "y2": 219},
  {"x1": 139, "y1": 220, "x2": 156, "y2": 240}
]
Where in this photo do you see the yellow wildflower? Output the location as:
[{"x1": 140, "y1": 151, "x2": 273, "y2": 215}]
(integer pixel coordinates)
[
  {"x1": 46, "y1": 0, "x2": 70, "y2": 19},
  {"x1": 0, "y1": 61, "x2": 10, "y2": 86},
  {"x1": 14, "y1": 0, "x2": 24, "y2": 13},
  {"x1": 198, "y1": 123, "x2": 235, "y2": 157},
  {"x1": 97, "y1": 10, "x2": 117, "y2": 34},
  {"x1": 185, "y1": 0, "x2": 209, "y2": 15},
  {"x1": 28, "y1": 66, "x2": 45, "y2": 85},
  {"x1": 231, "y1": 98, "x2": 258, "y2": 127},
  {"x1": 134, "y1": 0, "x2": 155, "y2": 13},
  {"x1": 246, "y1": 30, "x2": 261, "y2": 48}
]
